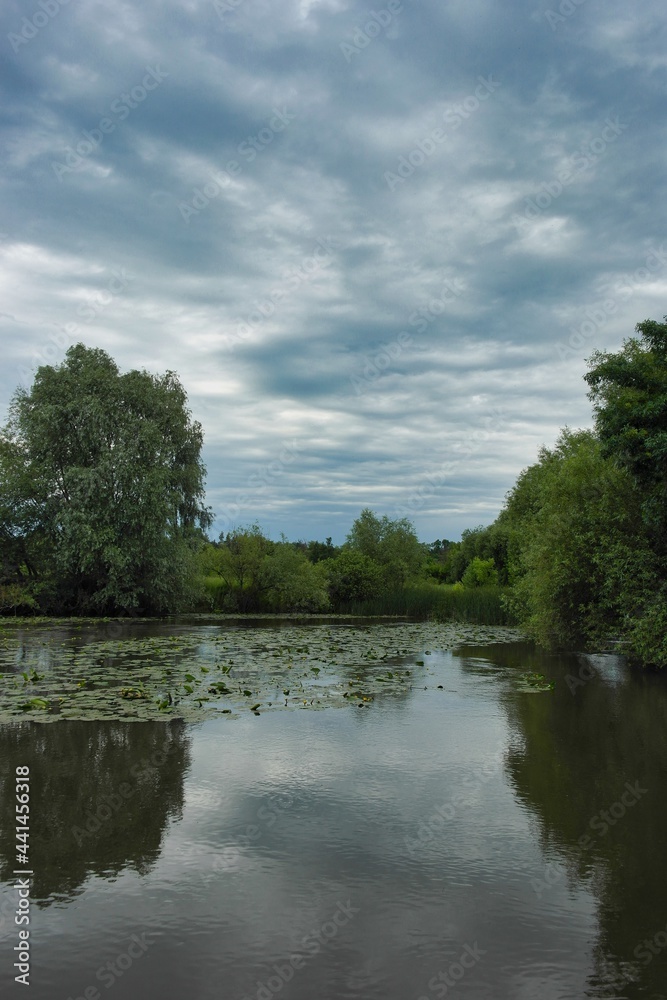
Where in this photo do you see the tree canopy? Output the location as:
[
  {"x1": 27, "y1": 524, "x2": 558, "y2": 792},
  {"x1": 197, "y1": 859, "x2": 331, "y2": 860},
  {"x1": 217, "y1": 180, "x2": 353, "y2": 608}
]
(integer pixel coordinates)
[
  {"x1": 345, "y1": 508, "x2": 426, "y2": 586},
  {"x1": 585, "y1": 316, "x2": 667, "y2": 551},
  {"x1": 0, "y1": 344, "x2": 211, "y2": 614}
]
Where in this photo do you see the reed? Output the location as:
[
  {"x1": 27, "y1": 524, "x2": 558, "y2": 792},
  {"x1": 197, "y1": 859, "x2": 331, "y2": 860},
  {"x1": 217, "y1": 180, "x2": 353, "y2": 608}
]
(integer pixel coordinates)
[{"x1": 336, "y1": 584, "x2": 514, "y2": 624}]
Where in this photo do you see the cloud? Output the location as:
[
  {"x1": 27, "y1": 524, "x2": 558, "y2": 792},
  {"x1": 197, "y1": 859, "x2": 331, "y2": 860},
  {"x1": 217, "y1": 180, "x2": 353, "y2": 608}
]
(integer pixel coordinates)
[{"x1": 1, "y1": 0, "x2": 664, "y2": 541}]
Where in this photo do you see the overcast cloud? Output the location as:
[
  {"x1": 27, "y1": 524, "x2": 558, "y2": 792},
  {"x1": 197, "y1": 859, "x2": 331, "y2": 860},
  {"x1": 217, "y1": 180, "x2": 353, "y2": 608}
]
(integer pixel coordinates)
[{"x1": 1, "y1": 0, "x2": 666, "y2": 542}]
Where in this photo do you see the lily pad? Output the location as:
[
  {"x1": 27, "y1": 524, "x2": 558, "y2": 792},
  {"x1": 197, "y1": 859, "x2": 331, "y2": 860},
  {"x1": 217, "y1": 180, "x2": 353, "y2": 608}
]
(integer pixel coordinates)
[{"x1": 0, "y1": 616, "x2": 527, "y2": 723}]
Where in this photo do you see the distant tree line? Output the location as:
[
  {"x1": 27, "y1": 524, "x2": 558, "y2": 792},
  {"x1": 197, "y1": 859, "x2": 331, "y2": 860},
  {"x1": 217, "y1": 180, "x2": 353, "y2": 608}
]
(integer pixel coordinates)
[{"x1": 198, "y1": 509, "x2": 427, "y2": 613}]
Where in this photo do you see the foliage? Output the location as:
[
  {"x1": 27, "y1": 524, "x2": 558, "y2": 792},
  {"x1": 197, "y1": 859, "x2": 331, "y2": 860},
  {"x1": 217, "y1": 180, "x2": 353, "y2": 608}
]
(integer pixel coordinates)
[
  {"x1": 582, "y1": 318, "x2": 667, "y2": 663},
  {"x1": 585, "y1": 317, "x2": 667, "y2": 499},
  {"x1": 345, "y1": 582, "x2": 513, "y2": 624},
  {"x1": 345, "y1": 508, "x2": 426, "y2": 586},
  {"x1": 326, "y1": 550, "x2": 385, "y2": 606},
  {"x1": 210, "y1": 525, "x2": 274, "y2": 611},
  {"x1": 199, "y1": 526, "x2": 330, "y2": 612},
  {"x1": 461, "y1": 556, "x2": 499, "y2": 588},
  {"x1": 262, "y1": 543, "x2": 331, "y2": 612},
  {"x1": 302, "y1": 537, "x2": 339, "y2": 563},
  {"x1": 500, "y1": 430, "x2": 613, "y2": 645},
  {"x1": 429, "y1": 524, "x2": 510, "y2": 585},
  {"x1": 496, "y1": 426, "x2": 662, "y2": 661},
  {"x1": 0, "y1": 583, "x2": 38, "y2": 614},
  {"x1": 0, "y1": 344, "x2": 211, "y2": 614}
]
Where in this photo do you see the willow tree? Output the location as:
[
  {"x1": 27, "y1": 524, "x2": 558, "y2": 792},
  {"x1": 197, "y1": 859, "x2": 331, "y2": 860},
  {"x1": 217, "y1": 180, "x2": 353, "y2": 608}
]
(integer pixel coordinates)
[{"x1": 0, "y1": 344, "x2": 212, "y2": 614}]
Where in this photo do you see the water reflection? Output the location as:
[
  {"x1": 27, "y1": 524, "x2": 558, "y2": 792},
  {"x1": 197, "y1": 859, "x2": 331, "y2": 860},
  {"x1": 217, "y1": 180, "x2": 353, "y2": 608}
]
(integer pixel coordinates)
[
  {"x1": 0, "y1": 633, "x2": 666, "y2": 1000},
  {"x1": 457, "y1": 642, "x2": 667, "y2": 998},
  {"x1": 0, "y1": 720, "x2": 190, "y2": 905}
]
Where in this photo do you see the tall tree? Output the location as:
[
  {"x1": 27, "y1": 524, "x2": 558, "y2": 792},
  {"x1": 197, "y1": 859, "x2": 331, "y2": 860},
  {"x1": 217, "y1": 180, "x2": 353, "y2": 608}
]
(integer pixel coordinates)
[
  {"x1": 0, "y1": 344, "x2": 211, "y2": 613},
  {"x1": 346, "y1": 508, "x2": 425, "y2": 585},
  {"x1": 499, "y1": 428, "x2": 647, "y2": 649},
  {"x1": 585, "y1": 316, "x2": 667, "y2": 549},
  {"x1": 584, "y1": 317, "x2": 667, "y2": 664}
]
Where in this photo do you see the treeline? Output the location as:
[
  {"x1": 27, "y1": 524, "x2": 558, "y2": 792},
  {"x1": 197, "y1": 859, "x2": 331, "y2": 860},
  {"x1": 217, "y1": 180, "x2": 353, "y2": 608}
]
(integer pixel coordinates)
[
  {"x1": 197, "y1": 511, "x2": 507, "y2": 619},
  {"x1": 198, "y1": 511, "x2": 428, "y2": 613}
]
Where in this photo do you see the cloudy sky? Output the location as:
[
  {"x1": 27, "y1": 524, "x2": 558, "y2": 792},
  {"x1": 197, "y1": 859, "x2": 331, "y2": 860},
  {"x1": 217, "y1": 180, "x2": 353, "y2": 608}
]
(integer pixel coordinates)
[{"x1": 1, "y1": 0, "x2": 665, "y2": 543}]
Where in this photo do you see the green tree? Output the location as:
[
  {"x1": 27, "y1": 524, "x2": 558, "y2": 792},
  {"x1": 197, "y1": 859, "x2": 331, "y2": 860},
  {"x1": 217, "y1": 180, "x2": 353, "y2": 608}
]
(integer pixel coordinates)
[
  {"x1": 0, "y1": 344, "x2": 211, "y2": 614},
  {"x1": 326, "y1": 550, "x2": 384, "y2": 605},
  {"x1": 585, "y1": 316, "x2": 667, "y2": 546},
  {"x1": 584, "y1": 317, "x2": 667, "y2": 664},
  {"x1": 211, "y1": 524, "x2": 274, "y2": 611},
  {"x1": 304, "y1": 537, "x2": 339, "y2": 563},
  {"x1": 263, "y1": 543, "x2": 331, "y2": 612},
  {"x1": 461, "y1": 556, "x2": 498, "y2": 588},
  {"x1": 346, "y1": 508, "x2": 425, "y2": 586},
  {"x1": 500, "y1": 429, "x2": 651, "y2": 650},
  {"x1": 200, "y1": 527, "x2": 332, "y2": 612}
]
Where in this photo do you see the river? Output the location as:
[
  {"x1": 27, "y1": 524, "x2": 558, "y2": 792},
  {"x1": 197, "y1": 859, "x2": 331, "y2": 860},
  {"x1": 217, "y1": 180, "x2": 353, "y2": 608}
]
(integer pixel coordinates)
[{"x1": 0, "y1": 617, "x2": 665, "y2": 999}]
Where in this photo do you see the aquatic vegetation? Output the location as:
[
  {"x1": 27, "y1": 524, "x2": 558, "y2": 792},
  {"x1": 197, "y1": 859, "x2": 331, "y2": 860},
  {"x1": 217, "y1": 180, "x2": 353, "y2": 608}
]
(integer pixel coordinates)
[
  {"x1": 0, "y1": 617, "x2": 527, "y2": 723},
  {"x1": 517, "y1": 671, "x2": 556, "y2": 693}
]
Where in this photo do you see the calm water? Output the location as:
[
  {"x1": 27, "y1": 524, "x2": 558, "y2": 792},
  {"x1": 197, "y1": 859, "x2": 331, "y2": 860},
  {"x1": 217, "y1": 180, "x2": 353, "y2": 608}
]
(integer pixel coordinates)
[{"x1": 1, "y1": 620, "x2": 666, "y2": 1000}]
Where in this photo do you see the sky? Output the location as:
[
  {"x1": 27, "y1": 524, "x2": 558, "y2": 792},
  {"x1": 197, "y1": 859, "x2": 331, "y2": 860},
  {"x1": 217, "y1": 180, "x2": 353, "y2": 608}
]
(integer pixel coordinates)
[{"x1": 1, "y1": 0, "x2": 666, "y2": 544}]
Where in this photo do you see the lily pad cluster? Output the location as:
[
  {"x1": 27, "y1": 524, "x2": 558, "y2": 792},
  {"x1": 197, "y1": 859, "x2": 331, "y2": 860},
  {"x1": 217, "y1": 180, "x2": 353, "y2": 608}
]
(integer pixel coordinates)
[
  {"x1": 0, "y1": 617, "x2": 527, "y2": 723},
  {"x1": 516, "y1": 671, "x2": 556, "y2": 693}
]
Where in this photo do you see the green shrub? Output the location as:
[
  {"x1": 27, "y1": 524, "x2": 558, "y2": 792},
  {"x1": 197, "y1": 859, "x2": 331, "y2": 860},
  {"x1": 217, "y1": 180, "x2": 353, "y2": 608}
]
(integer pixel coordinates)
[{"x1": 461, "y1": 557, "x2": 498, "y2": 588}]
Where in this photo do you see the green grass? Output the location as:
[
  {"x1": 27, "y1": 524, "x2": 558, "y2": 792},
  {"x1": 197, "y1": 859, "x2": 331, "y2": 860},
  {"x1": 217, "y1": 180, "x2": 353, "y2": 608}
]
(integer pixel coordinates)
[
  {"x1": 336, "y1": 584, "x2": 514, "y2": 624},
  {"x1": 200, "y1": 576, "x2": 515, "y2": 625}
]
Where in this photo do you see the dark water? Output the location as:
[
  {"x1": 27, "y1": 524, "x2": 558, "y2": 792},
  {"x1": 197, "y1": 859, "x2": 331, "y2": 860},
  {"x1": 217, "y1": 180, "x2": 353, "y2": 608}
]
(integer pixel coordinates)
[{"x1": 1, "y1": 622, "x2": 666, "y2": 1000}]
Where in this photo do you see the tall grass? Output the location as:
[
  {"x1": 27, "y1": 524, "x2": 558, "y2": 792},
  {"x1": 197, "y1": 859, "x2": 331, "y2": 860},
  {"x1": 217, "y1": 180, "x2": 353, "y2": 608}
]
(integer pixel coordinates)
[
  {"x1": 201, "y1": 576, "x2": 514, "y2": 624},
  {"x1": 337, "y1": 584, "x2": 514, "y2": 624}
]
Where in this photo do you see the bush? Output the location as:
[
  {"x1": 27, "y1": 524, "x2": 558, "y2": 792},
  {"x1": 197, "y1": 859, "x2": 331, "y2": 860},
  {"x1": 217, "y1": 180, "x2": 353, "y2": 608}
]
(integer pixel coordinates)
[
  {"x1": 0, "y1": 584, "x2": 38, "y2": 615},
  {"x1": 461, "y1": 557, "x2": 498, "y2": 588},
  {"x1": 326, "y1": 551, "x2": 384, "y2": 606}
]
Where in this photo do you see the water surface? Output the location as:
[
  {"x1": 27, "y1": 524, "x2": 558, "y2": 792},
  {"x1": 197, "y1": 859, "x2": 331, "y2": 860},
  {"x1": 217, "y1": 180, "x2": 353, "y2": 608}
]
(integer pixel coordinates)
[{"x1": 0, "y1": 619, "x2": 665, "y2": 999}]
